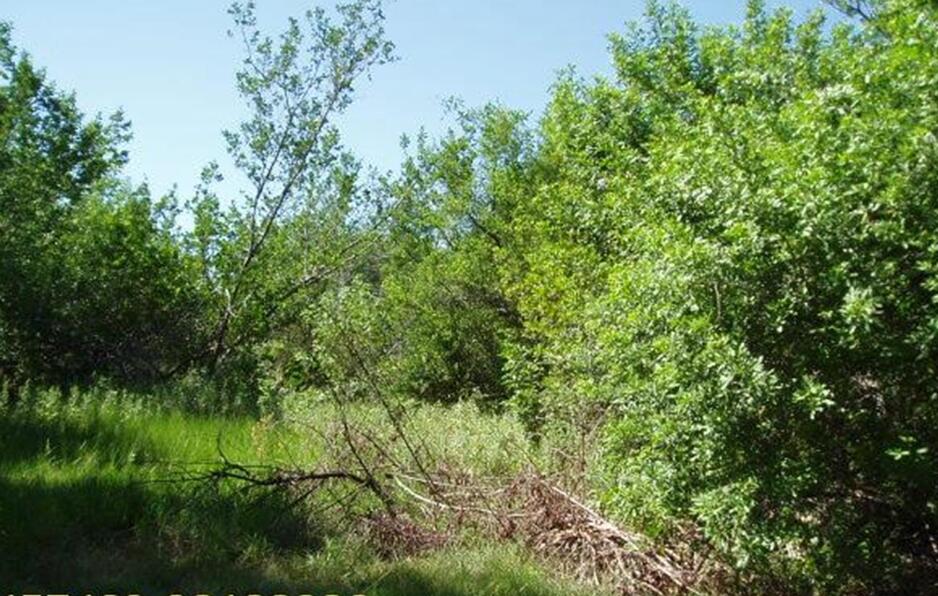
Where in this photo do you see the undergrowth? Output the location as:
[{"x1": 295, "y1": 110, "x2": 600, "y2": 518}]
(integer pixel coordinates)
[{"x1": 0, "y1": 385, "x2": 604, "y2": 595}]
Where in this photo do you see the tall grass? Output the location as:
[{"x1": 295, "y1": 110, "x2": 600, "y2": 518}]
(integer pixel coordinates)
[{"x1": 0, "y1": 384, "x2": 603, "y2": 595}]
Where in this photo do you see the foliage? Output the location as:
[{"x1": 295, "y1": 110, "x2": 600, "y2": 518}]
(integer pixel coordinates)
[
  {"x1": 0, "y1": 26, "x2": 205, "y2": 389},
  {"x1": 187, "y1": 0, "x2": 395, "y2": 389},
  {"x1": 266, "y1": 104, "x2": 533, "y2": 408},
  {"x1": 494, "y1": 0, "x2": 938, "y2": 590},
  {"x1": 3, "y1": 0, "x2": 938, "y2": 591}
]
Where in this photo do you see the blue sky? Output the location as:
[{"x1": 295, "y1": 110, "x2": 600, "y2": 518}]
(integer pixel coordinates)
[{"x1": 4, "y1": 1, "x2": 832, "y2": 199}]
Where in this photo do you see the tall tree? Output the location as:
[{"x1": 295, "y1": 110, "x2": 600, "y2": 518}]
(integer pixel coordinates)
[
  {"x1": 0, "y1": 21, "x2": 126, "y2": 391},
  {"x1": 189, "y1": 0, "x2": 394, "y2": 377},
  {"x1": 0, "y1": 23, "x2": 209, "y2": 393}
]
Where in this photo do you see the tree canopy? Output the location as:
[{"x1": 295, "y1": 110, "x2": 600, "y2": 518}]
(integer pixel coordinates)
[{"x1": 1, "y1": 0, "x2": 937, "y2": 591}]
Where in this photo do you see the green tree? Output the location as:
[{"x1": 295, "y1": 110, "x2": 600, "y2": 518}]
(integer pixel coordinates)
[
  {"x1": 0, "y1": 23, "x2": 203, "y2": 393},
  {"x1": 185, "y1": 1, "x2": 394, "y2": 392},
  {"x1": 498, "y1": 0, "x2": 938, "y2": 589},
  {"x1": 306, "y1": 104, "x2": 533, "y2": 406}
]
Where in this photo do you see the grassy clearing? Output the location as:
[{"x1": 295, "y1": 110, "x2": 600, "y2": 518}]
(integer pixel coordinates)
[{"x1": 0, "y1": 387, "x2": 603, "y2": 595}]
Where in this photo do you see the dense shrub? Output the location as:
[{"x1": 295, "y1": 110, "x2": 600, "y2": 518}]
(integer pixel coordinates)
[
  {"x1": 290, "y1": 110, "x2": 532, "y2": 407},
  {"x1": 499, "y1": 0, "x2": 938, "y2": 589},
  {"x1": 0, "y1": 25, "x2": 207, "y2": 389},
  {"x1": 310, "y1": 249, "x2": 509, "y2": 405}
]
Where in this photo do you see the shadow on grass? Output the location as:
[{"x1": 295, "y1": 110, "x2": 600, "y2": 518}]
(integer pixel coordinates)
[
  {"x1": 0, "y1": 412, "x2": 322, "y2": 593},
  {"x1": 0, "y1": 412, "x2": 580, "y2": 596},
  {"x1": 0, "y1": 408, "x2": 155, "y2": 466},
  {"x1": 0, "y1": 472, "x2": 573, "y2": 596}
]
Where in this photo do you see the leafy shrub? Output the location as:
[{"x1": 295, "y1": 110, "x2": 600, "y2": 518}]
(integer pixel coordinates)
[
  {"x1": 499, "y1": 0, "x2": 938, "y2": 590},
  {"x1": 0, "y1": 25, "x2": 207, "y2": 389}
]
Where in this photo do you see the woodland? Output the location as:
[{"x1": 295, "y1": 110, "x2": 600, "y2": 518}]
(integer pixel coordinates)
[{"x1": 1, "y1": 1, "x2": 937, "y2": 593}]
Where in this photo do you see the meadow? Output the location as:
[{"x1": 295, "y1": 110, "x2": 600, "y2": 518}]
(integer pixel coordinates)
[{"x1": 0, "y1": 385, "x2": 604, "y2": 595}]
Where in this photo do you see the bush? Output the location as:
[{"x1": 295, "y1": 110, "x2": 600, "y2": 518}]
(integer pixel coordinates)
[
  {"x1": 0, "y1": 26, "x2": 208, "y2": 390},
  {"x1": 501, "y1": 0, "x2": 938, "y2": 590}
]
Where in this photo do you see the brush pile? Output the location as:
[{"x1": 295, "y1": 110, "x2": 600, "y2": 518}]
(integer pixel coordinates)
[
  {"x1": 389, "y1": 470, "x2": 723, "y2": 594},
  {"x1": 366, "y1": 511, "x2": 450, "y2": 558}
]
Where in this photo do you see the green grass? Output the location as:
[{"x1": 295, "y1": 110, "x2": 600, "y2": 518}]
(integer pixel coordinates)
[{"x1": 0, "y1": 386, "x2": 603, "y2": 595}]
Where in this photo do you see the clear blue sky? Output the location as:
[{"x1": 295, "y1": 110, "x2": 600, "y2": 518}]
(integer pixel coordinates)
[{"x1": 4, "y1": 1, "x2": 833, "y2": 199}]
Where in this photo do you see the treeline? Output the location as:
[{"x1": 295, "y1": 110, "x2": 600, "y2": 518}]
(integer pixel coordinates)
[{"x1": 2, "y1": 0, "x2": 938, "y2": 591}]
